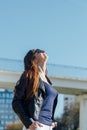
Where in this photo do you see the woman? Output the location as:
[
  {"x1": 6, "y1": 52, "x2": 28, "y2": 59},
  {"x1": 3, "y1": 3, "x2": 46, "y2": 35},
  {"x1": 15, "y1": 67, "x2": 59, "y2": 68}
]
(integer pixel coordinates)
[{"x1": 12, "y1": 49, "x2": 58, "y2": 130}]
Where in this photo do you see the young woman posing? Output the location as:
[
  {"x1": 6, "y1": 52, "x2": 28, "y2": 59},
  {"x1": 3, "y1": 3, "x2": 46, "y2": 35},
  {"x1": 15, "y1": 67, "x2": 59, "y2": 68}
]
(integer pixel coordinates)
[{"x1": 12, "y1": 49, "x2": 58, "y2": 130}]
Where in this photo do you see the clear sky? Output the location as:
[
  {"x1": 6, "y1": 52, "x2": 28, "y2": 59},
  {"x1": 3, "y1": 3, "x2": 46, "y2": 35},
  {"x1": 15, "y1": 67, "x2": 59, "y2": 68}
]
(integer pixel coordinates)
[{"x1": 0, "y1": 0, "x2": 87, "y2": 68}]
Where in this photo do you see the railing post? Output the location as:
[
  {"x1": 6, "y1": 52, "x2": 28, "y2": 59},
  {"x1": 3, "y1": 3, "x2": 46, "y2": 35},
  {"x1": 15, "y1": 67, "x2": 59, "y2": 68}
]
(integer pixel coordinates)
[{"x1": 79, "y1": 95, "x2": 87, "y2": 130}]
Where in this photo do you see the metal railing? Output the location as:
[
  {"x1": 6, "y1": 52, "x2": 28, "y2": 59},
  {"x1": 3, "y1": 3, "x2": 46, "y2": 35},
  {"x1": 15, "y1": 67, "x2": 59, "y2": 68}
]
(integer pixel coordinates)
[{"x1": 0, "y1": 58, "x2": 87, "y2": 79}]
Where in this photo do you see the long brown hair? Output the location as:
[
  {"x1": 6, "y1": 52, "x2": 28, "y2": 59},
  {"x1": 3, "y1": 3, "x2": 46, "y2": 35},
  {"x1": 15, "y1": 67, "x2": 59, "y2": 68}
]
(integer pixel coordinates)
[{"x1": 23, "y1": 49, "x2": 39, "y2": 100}]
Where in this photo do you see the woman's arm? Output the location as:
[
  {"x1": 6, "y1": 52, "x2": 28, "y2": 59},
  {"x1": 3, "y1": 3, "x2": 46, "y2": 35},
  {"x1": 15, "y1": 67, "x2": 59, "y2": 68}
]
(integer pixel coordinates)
[
  {"x1": 52, "y1": 94, "x2": 58, "y2": 121},
  {"x1": 12, "y1": 75, "x2": 34, "y2": 129}
]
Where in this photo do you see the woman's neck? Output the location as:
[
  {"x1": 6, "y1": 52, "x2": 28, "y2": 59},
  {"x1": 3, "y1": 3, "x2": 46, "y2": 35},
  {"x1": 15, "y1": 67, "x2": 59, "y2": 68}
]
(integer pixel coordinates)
[{"x1": 38, "y1": 62, "x2": 46, "y2": 75}]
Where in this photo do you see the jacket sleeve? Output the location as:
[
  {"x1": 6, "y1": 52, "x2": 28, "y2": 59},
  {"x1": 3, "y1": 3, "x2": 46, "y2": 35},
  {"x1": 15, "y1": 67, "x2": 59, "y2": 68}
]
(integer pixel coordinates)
[
  {"x1": 52, "y1": 94, "x2": 58, "y2": 121},
  {"x1": 12, "y1": 75, "x2": 34, "y2": 128}
]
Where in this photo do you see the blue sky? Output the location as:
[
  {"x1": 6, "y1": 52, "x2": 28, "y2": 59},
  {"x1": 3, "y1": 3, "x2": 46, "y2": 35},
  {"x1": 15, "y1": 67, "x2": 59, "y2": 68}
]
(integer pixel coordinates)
[
  {"x1": 0, "y1": 0, "x2": 87, "y2": 68},
  {"x1": 0, "y1": 0, "x2": 87, "y2": 117}
]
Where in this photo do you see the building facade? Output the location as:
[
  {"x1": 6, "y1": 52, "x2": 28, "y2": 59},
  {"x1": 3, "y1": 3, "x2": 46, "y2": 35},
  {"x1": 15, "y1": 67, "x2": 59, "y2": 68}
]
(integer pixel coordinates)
[
  {"x1": 64, "y1": 94, "x2": 79, "y2": 111},
  {"x1": 0, "y1": 89, "x2": 18, "y2": 130}
]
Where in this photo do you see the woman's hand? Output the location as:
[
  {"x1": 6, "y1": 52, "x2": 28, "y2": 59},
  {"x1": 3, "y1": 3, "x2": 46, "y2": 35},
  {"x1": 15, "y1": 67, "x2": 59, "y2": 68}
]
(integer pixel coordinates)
[
  {"x1": 52, "y1": 122, "x2": 57, "y2": 128},
  {"x1": 29, "y1": 121, "x2": 43, "y2": 130}
]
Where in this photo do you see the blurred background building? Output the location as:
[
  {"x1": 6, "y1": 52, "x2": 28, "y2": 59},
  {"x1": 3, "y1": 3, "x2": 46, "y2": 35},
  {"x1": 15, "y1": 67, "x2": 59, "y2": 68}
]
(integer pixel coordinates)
[
  {"x1": 0, "y1": 89, "x2": 18, "y2": 130},
  {"x1": 64, "y1": 94, "x2": 79, "y2": 111}
]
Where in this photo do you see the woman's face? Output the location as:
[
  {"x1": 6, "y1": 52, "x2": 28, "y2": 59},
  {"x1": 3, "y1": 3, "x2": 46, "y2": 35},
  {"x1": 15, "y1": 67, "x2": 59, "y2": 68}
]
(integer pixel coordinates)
[{"x1": 34, "y1": 51, "x2": 48, "y2": 63}]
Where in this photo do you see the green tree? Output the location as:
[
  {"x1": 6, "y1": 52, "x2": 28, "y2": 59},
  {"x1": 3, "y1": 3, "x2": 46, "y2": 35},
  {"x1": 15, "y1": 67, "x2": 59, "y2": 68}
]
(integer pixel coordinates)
[{"x1": 60, "y1": 103, "x2": 79, "y2": 129}]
